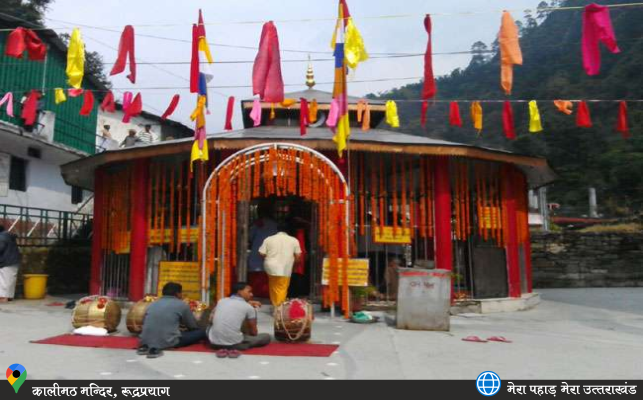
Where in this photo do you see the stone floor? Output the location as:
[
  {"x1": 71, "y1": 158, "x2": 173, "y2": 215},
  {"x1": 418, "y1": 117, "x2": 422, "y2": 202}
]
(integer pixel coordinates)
[{"x1": 1, "y1": 288, "x2": 642, "y2": 380}]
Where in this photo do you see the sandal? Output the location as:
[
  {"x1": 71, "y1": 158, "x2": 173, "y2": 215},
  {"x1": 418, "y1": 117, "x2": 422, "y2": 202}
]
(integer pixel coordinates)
[
  {"x1": 215, "y1": 349, "x2": 229, "y2": 359},
  {"x1": 146, "y1": 348, "x2": 164, "y2": 359},
  {"x1": 228, "y1": 350, "x2": 241, "y2": 359},
  {"x1": 461, "y1": 335, "x2": 488, "y2": 343},
  {"x1": 487, "y1": 336, "x2": 512, "y2": 343},
  {"x1": 136, "y1": 345, "x2": 149, "y2": 355}
]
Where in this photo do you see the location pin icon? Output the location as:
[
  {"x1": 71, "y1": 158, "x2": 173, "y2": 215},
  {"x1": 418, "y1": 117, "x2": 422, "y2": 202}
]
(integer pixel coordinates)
[{"x1": 6, "y1": 364, "x2": 27, "y2": 393}]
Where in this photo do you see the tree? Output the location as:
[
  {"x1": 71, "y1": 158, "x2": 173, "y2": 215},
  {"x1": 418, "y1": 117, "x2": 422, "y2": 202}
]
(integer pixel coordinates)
[
  {"x1": 523, "y1": 10, "x2": 538, "y2": 31},
  {"x1": 469, "y1": 41, "x2": 490, "y2": 67},
  {"x1": 536, "y1": 1, "x2": 551, "y2": 21},
  {"x1": 0, "y1": 0, "x2": 53, "y2": 25}
]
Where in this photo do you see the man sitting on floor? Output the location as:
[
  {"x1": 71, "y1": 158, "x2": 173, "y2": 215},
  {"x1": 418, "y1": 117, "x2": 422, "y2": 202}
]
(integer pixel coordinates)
[
  {"x1": 137, "y1": 282, "x2": 206, "y2": 359},
  {"x1": 208, "y1": 282, "x2": 270, "y2": 358}
]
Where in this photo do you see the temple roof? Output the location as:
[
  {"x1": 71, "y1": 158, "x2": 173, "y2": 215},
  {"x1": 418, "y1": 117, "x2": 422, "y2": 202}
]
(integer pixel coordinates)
[
  {"x1": 61, "y1": 126, "x2": 557, "y2": 191},
  {"x1": 242, "y1": 88, "x2": 385, "y2": 105}
]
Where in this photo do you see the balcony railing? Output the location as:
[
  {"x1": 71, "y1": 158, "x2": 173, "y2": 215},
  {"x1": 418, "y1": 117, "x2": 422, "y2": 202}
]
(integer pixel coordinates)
[{"x1": 0, "y1": 204, "x2": 92, "y2": 246}]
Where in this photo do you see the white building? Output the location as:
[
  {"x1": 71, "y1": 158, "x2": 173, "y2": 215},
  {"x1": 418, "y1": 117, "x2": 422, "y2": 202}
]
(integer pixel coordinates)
[{"x1": 96, "y1": 106, "x2": 192, "y2": 151}]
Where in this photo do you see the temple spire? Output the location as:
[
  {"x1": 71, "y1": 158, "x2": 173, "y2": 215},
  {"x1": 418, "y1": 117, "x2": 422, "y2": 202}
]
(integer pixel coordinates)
[{"x1": 306, "y1": 55, "x2": 315, "y2": 89}]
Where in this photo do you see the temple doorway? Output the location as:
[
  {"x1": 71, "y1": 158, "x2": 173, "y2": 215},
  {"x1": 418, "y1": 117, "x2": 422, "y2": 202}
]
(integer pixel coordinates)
[{"x1": 201, "y1": 143, "x2": 352, "y2": 316}]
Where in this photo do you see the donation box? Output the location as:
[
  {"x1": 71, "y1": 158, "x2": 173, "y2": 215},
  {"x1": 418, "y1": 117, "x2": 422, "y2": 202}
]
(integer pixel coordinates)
[{"x1": 396, "y1": 268, "x2": 451, "y2": 331}]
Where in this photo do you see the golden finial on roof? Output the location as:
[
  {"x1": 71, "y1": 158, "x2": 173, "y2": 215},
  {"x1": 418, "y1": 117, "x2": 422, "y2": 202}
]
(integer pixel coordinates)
[{"x1": 306, "y1": 55, "x2": 315, "y2": 89}]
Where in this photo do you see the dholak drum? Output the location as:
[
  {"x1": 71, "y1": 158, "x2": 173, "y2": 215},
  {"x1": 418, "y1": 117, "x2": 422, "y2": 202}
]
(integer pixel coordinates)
[
  {"x1": 274, "y1": 299, "x2": 313, "y2": 343},
  {"x1": 180, "y1": 299, "x2": 209, "y2": 331},
  {"x1": 71, "y1": 295, "x2": 122, "y2": 332},
  {"x1": 126, "y1": 295, "x2": 158, "y2": 334}
]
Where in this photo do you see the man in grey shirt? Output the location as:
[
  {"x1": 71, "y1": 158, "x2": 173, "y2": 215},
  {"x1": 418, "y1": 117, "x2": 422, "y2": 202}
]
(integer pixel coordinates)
[
  {"x1": 208, "y1": 282, "x2": 270, "y2": 357},
  {"x1": 137, "y1": 282, "x2": 206, "y2": 358}
]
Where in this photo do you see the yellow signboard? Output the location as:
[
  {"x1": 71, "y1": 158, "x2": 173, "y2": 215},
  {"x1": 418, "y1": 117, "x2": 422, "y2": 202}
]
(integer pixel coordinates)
[
  {"x1": 373, "y1": 226, "x2": 412, "y2": 244},
  {"x1": 157, "y1": 262, "x2": 201, "y2": 301},
  {"x1": 321, "y1": 258, "x2": 369, "y2": 287},
  {"x1": 479, "y1": 207, "x2": 501, "y2": 229},
  {"x1": 149, "y1": 228, "x2": 199, "y2": 245}
]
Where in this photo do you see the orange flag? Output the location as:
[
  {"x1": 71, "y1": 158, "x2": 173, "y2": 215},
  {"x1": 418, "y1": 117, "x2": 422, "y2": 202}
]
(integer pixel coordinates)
[{"x1": 499, "y1": 11, "x2": 523, "y2": 95}]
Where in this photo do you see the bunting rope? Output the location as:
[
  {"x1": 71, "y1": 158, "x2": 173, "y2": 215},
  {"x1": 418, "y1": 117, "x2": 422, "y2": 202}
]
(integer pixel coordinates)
[{"x1": 0, "y1": 2, "x2": 641, "y2": 30}]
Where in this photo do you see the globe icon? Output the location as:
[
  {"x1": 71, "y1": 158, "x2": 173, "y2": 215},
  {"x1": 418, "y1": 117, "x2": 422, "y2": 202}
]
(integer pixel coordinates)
[{"x1": 476, "y1": 371, "x2": 501, "y2": 396}]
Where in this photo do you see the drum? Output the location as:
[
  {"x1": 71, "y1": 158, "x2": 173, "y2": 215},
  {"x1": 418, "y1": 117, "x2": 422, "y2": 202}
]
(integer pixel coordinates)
[
  {"x1": 126, "y1": 295, "x2": 158, "y2": 334},
  {"x1": 180, "y1": 299, "x2": 209, "y2": 331},
  {"x1": 274, "y1": 299, "x2": 313, "y2": 343},
  {"x1": 71, "y1": 295, "x2": 122, "y2": 332}
]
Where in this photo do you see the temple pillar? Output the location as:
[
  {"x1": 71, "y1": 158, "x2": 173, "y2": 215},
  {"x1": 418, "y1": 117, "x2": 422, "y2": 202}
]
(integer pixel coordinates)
[
  {"x1": 433, "y1": 157, "x2": 453, "y2": 272},
  {"x1": 503, "y1": 168, "x2": 521, "y2": 298},
  {"x1": 128, "y1": 159, "x2": 150, "y2": 301},
  {"x1": 89, "y1": 168, "x2": 105, "y2": 295}
]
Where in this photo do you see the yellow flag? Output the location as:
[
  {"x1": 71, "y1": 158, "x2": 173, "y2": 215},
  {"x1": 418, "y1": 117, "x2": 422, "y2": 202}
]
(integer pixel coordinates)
[
  {"x1": 190, "y1": 139, "x2": 209, "y2": 170},
  {"x1": 345, "y1": 18, "x2": 368, "y2": 69},
  {"x1": 189, "y1": 96, "x2": 207, "y2": 129},
  {"x1": 333, "y1": 114, "x2": 350, "y2": 157},
  {"x1": 66, "y1": 28, "x2": 85, "y2": 89},
  {"x1": 385, "y1": 101, "x2": 400, "y2": 128},
  {"x1": 470, "y1": 101, "x2": 483, "y2": 133},
  {"x1": 528, "y1": 100, "x2": 543, "y2": 133},
  {"x1": 54, "y1": 88, "x2": 67, "y2": 104}
]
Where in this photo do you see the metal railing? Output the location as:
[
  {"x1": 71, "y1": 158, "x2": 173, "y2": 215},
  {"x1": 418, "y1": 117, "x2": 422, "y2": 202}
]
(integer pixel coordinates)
[{"x1": 0, "y1": 204, "x2": 92, "y2": 246}]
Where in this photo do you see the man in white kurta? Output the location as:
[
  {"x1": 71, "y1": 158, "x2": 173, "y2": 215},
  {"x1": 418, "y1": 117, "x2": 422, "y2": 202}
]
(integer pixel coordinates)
[
  {"x1": 0, "y1": 226, "x2": 21, "y2": 302},
  {"x1": 258, "y1": 230, "x2": 301, "y2": 307}
]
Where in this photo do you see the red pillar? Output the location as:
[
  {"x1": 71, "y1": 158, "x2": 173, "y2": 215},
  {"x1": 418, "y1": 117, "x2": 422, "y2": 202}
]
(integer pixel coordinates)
[
  {"x1": 522, "y1": 188, "x2": 534, "y2": 293},
  {"x1": 89, "y1": 168, "x2": 105, "y2": 295},
  {"x1": 524, "y1": 239, "x2": 533, "y2": 293},
  {"x1": 503, "y1": 169, "x2": 521, "y2": 298},
  {"x1": 433, "y1": 157, "x2": 452, "y2": 272},
  {"x1": 129, "y1": 159, "x2": 150, "y2": 301}
]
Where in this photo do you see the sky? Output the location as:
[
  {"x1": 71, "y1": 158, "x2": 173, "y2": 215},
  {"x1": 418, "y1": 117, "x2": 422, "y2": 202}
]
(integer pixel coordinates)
[{"x1": 44, "y1": 0, "x2": 544, "y2": 132}]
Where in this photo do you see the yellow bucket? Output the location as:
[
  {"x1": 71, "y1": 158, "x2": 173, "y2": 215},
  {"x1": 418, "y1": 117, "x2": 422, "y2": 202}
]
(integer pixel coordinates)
[{"x1": 23, "y1": 274, "x2": 48, "y2": 299}]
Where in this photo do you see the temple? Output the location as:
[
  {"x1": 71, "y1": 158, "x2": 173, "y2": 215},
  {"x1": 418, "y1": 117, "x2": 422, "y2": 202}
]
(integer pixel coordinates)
[{"x1": 61, "y1": 64, "x2": 556, "y2": 317}]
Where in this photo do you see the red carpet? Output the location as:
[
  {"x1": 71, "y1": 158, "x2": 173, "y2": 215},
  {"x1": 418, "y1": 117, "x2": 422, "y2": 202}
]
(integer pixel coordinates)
[{"x1": 31, "y1": 334, "x2": 338, "y2": 357}]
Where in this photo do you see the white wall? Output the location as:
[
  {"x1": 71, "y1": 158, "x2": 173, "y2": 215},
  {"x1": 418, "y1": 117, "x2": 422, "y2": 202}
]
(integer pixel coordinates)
[{"x1": 0, "y1": 128, "x2": 86, "y2": 212}]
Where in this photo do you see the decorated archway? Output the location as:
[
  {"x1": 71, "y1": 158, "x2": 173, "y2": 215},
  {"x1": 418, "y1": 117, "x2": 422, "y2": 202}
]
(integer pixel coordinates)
[{"x1": 201, "y1": 143, "x2": 352, "y2": 317}]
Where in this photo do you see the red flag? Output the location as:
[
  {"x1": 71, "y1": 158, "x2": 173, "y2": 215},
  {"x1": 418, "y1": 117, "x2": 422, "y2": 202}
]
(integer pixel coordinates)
[
  {"x1": 161, "y1": 94, "x2": 180, "y2": 120},
  {"x1": 189, "y1": 24, "x2": 200, "y2": 93},
  {"x1": 5, "y1": 27, "x2": 46, "y2": 60},
  {"x1": 421, "y1": 100, "x2": 429, "y2": 127},
  {"x1": 79, "y1": 90, "x2": 95, "y2": 116},
  {"x1": 449, "y1": 101, "x2": 462, "y2": 127},
  {"x1": 422, "y1": 15, "x2": 437, "y2": 100},
  {"x1": 110, "y1": 25, "x2": 136, "y2": 84},
  {"x1": 68, "y1": 88, "x2": 84, "y2": 97},
  {"x1": 300, "y1": 98, "x2": 309, "y2": 136},
  {"x1": 122, "y1": 93, "x2": 142, "y2": 123},
  {"x1": 224, "y1": 96, "x2": 235, "y2": 131},
  {"x1": 576, "y1": 101, "x2": 592, "y2": 128},
  {"x1": 252, "y1": 21, "x2": 284, "y2": 103},
  {"x1": 502, "y1": 101, "x2": 517, "y2": 140},
  {"x1": 100, "y1": 91, "x2": 116, "y2": 113},
  {"x1": 616, "y1": 101, "x2": 630, "y2": 139},
  {"x1": 5, "y1": 28, "x2": 26, "y2": 59},
  {"x1": 21, "y1": 90, "x2": 39, "y2": 126}
]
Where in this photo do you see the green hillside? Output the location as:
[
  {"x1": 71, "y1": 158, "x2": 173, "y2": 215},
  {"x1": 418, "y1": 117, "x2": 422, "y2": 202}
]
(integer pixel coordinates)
[{"x1": 370, "y1": 0, "x2": 643, "y2": 216}]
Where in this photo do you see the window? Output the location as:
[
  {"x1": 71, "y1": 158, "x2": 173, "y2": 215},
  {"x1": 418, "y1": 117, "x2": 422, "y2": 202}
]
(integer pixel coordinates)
[
  {"x1": 27, "y1": 147, "x2": 42, "y2": 159},
  {"x1": 71, "y1": 186, "x2": 84, "y2": 205},
  {"x1": 9, "y1": 156, "x2": 27, "y2": 192}
]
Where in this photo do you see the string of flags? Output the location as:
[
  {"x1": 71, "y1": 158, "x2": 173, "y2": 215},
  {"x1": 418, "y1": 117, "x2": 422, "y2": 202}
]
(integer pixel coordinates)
[{"x1": 0, "y1": 1, "x2": 638, "y2": 158}]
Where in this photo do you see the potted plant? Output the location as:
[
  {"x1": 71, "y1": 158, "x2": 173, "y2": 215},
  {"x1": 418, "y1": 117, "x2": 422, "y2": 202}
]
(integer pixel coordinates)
[{"x1": 350, "y1": 286, "x2": 376, "y2": 312}]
